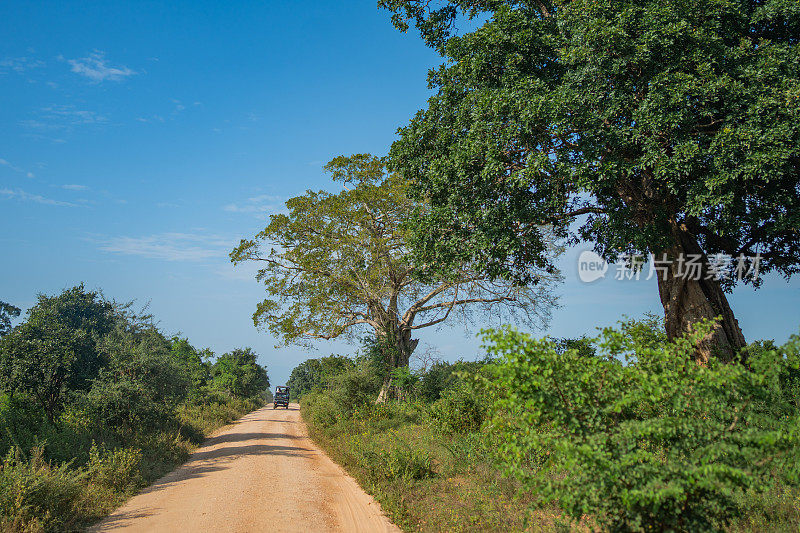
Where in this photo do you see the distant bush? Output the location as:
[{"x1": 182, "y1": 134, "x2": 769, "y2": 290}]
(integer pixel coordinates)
[
  {"x1": 209, "y1": 347, "x2": 270, "y2": 398},
  {"x1": 428, "y1": 381, "x2": 488, "y2": 435},
  {"x1": 484, "y1": 319, "x2": 800, "y2": 532},
  {"x1": 86, "y1": 324, "x2": 191, "y2": 434},
  {"x1": 286, "y1": 355, "x2": 354, "y2": 399},
  {"x1": 416, "y1": 360, "x2": 486, "y2": 402}
]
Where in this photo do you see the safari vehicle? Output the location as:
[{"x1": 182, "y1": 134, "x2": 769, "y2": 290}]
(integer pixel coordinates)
[{"x1": 273, "y1": 386, "x2": 290, "y2": 409}]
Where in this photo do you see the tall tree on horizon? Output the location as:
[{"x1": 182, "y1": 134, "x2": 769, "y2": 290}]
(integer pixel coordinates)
[{"x1": 231, "y1": 154, "x2": 559, "y2": 395}]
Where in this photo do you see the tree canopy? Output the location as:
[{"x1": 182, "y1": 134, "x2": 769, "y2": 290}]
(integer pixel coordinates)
[
  {"x1": 286, "y1": 355, "x2": 355, "y2": 398},
  {"x1": 0, "y1": 286, "x2": 115, "y2": 422},
  {"x1": 380, "y1": 0, "x2": 800, "y2": 360},
  {"x1": 0, "y1": 301, "x2": 20, "y2": 337},
  {"x1": 210, "y1": 348, "x2": 270, "y2": 398},
  {"x1": 231, "y1": 154, "x2": 559, "y2": 371}
]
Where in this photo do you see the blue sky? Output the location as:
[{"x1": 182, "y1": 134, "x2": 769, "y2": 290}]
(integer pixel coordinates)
[{"x1": 2, "y1": 1, "x2": 798, "y2": 385}]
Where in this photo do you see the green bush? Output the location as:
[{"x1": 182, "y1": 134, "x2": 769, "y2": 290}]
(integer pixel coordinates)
[
  {"x1": 303, "y1": 391, "x2": 342, "y2": 429},
  {"x1": 428, "y1": 380, "x2": 488, "y2": 435},
  {"x1": 348, "y1": 434, "x2": 435, "y2": 482},
  {"x1": 286, "y1": 355, "x2": 355, "y2": 399},
  {"x1": 0, "y1": 286, "x2": 269, "y2": 530},
  {"x1": 85, "y1": 444, "x2": 142, "y2": 493},
  {"x1": 417, "y1": 359, "x2": 486, "y2": 402},
  {"x1": 484, "y1": 319, "x2": 800, "y2": 531},
  {"x1": 0, "y1": 447, "x2": 84, "y2": 533}
]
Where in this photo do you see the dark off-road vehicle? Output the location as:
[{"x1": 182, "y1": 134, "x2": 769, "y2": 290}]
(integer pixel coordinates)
[{"x1": 273, "y1": 386, "x2": 290, "y2": 409}]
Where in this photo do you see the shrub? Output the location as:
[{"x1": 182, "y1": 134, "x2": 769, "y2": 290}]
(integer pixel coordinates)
[
  {"x1": 428, "y1": 380, "x2": 488, "y2": 435},
  {"x1": 349, "y1": 435, "x2": 435, "y2": 482},
  {"x1": 484, "y1": 319, "x2": 800, "y2": 532},
  {"x1": 286, "y1": 356, "x2": 354, "y2": 399},
  {"x1": 209, "y1": 348, "x2": 269, "y2": 398},
  {"x1": 417, "y1": 359, "x2": 486, "y2": 402},
  {"x1": 0, "y1": 447, "x2": 84, "y2": 532},
  {"x1": 324, "y1": 363, "x2": 382, "y2": 418},
  {"x1": 303, "y1": 391, "x2": 342, "y2": 429},
  {"x1": 85, "y1": 444, "x2": 142, "y2": 493}
]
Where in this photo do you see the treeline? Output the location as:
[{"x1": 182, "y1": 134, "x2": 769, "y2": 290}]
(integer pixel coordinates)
[
  {"x1": 0, "y1": 285, "x2": 270, "y2": 532},
  {"x1": 297, "y1": 318, "x2": 800, "y2": 532}
]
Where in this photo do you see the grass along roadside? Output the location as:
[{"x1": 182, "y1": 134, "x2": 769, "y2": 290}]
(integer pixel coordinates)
[
  {"x1": 0, "y1": 394, "x2": 264, "y2": 532},
  {"x1": 300, "y1": 396, "x2": 572, "y2": 532}
]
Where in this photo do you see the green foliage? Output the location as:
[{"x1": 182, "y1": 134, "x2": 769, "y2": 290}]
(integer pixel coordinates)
[
  {"x1": 417, "y1": 359, "x2": 487, "y2": 402},
  {"x1": 0, "y1": 285, "x2": 115, "y2": 422},
  {"x1": 389, "y1": 366, "x2": 418, "y2": 396},
  {"x1": 483, "y1": 320, "x2": 800, "y2": 531},
  {"x1": 85, "y1": 443, "x2": 143, "y2": 493},
  {"x1": 0, "y1": 286, "x2": 268, "y2": 530},
  {"x1": 301, "y1": 382, "x2": 541, "y2": 531},
  {"x1": 352, "y1": 436, "x2": 435, "y2": 482},
  {"x1": 382, "y1": 0, "x2": 800, "y2": 286},
  {"x1": 169, "y1": 338, "x2": 211, "y2": 395},
  {"x1": 231, "y1": 154, "x2": 558, "y2": 371},
  {"x1": 285, "y1": 355, "x2": 355, "y2": 399},
  {"x1": 210, "y1": 347, "x2": 270, "y2": 398},
  {"x1": 85, "y1": 317, "x2": 194, "y2": 433},
  {"x1": 0, "y1": 447, "x2": 84, "y2": 533},
  {"x1": 428, "y1": 380, "x2": 488, "y2": 435},
  {"x1": 0, "y1": 302, "x2": 20, "y2": 338},
  {"x1": 230, "y1": 154, "x2": 416, "y2": 347}
]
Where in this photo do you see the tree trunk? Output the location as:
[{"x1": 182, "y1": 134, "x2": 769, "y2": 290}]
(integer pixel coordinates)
[
  {"x1": 656, "y1": 224, "x2": 746, "y2": 364},
  {"x1": 375, "y1": 327, "x2": 419, "y2": 403}
]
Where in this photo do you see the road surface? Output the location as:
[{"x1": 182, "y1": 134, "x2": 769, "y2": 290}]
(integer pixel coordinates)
[{"x1": 90, "y1": 404, "x2": 400, "y2": 533}]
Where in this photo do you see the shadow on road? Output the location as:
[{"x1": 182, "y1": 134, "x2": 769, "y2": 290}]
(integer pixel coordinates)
[
  {"x1": 203, "y1": 432, "x2": 303, "y2": 446},
  {"x1": 88, "y1": 510, "x2": 155, "y2": 531}
]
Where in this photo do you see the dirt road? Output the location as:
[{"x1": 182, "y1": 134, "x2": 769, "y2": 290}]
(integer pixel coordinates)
[{"x1": 91, "y1": 404, "x2": 400, "y2": 533}]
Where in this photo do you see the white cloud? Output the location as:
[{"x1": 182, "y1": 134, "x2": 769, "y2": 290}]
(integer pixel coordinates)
[
  {"x1": 40, "y1": 105, "x2": 107, "y2": 125},
  {"x1": 0, "y1": 188, "x2": 78, "y2": 207},
  {"x1": 136, "y1": 115, "x2": 165, "y2": 123},
  {"x1": 68, "y1": 51, "x2": 135, "y2": 82},
  {"x1": 223, "y1": 194, "x2": 285, "y2": 215},
  {"x1": 0, "y1": 56, "x2": 44, "y2": 74},
  {"x1": 99, "y1": 232, "x2": 234, "y2": 262},
  {"x1": 0, "y1": 158, "x2": 22, "y2": 172},
  {"x1": 19, "y1": 105, "x2": 107, "y2": 139},
  {"x1": 61, "y1": 184, "x2": 88, "y2": 191},
  {"x1": 171, "y1": 99, "x2": 186, "y2": 114},
  {"x1": 0, "y1": 157, "x2": 35, "y2": 178}
]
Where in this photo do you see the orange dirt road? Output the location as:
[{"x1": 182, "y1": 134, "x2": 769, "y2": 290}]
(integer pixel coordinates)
[{"x1": 90, "y1": 404, "x2": 400, "y2": 533}]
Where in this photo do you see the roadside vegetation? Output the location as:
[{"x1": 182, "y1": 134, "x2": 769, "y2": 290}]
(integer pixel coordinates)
[
  {"x1": 299, "y1": 318, "x2": 800, "y2": 532},
  {"x1": 0, "y1": 286, "x2": 270, "y2": 532}
]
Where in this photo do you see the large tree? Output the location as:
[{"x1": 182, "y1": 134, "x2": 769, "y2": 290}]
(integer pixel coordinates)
[
  {"x1": 231, "y1": 154, "x2": 558, "y2": 379},
  {"x1": 380, "y1": 0, "x2": 800, "y2": 361}
]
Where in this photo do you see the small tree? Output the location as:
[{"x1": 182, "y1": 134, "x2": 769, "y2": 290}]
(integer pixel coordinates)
[
  {"x1": 231, "y1": 154, "x2": 559, "y2": 395},
  {"x1": 170, "y1": 337, "x2": 211, "y2": 395},
  {"x1": 210, "y1": 348, "x2": 270, "y2": 398},
  {"x1": 0, "y1": 286, "x2": 115, "y2": 423}
]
